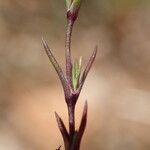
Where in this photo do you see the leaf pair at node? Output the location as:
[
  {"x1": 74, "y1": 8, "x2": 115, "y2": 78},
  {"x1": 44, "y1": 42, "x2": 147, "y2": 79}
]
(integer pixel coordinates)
[
  {"x1": 42, "y1": 38, "x2": 97, "y2": 101},
  {"x1": 55, "y1": 101, "x2": 88, "y2": 149}
]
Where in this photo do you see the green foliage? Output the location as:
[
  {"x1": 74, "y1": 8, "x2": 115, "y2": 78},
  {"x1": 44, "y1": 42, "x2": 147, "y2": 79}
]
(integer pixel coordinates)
[
  {"x1": 65, "y1": 0, "x2": 81, "y2": 11},
  {"x1": 70, "y1": 0, "x2": 81, "y2": 10},
  {"x1": 72, "y1": 57, "x2": 82, "y2": 90},
  {"x1": 65, "y1": 0, "x2": 71, "y2": 9}
]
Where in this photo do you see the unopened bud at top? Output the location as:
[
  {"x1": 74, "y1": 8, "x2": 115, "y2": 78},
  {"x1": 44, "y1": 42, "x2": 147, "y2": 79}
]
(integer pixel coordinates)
[{"x1": 65, "y1": 0, "x2": 82, "y2": 21}]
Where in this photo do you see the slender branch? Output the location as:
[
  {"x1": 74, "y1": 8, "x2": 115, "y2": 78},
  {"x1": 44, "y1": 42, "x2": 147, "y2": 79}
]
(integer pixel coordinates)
[{"x1": 65, "y1": 19, "x2": 74, "y2": 87}]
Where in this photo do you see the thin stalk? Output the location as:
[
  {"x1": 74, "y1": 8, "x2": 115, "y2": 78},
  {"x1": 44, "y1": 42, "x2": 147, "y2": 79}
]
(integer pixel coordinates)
[
  {"x1": 65, "y1": 19, "x2": 74, "y2": 86},
  {"x1": 68, "y1": 104, "x2": 75, "y2": 139}
]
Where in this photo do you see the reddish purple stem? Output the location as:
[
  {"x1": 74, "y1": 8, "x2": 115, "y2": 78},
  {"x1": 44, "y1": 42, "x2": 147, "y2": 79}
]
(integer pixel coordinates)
[
  {"x1": 65, "y1": 19, "x2": 74, "y2": 87},
  {"x1": 42, "y1": 1, "x2": 97, "y2": 149}
]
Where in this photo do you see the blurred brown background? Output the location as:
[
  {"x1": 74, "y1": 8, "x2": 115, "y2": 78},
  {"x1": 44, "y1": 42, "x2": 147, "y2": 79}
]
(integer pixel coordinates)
[{"x1": 0, "y1": 0, "x2": 150, "y2": 149}]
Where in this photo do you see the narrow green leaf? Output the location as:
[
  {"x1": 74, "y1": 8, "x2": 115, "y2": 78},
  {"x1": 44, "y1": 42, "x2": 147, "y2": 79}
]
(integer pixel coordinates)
[{"x1": 72, "y1": 57, "x2": 82, "y2": 90}]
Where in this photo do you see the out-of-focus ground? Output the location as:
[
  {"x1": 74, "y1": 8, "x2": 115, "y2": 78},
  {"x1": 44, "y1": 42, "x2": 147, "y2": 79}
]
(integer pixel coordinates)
[{"x1": 0, "y1": 0, "x2": 150, "y2": 149}]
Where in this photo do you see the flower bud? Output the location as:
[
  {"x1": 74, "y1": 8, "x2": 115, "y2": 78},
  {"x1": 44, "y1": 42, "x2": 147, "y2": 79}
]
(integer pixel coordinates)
[
  {"x1": 65, "y1": 0, "x2": 82, "y2": 21},
  {"x1": 65, "y1": 0, "x2": 72, "y2": 10}
]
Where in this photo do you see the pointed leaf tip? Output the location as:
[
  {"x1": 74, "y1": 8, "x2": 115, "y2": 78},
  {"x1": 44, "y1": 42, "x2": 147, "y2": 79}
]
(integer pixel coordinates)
[
  {"x1": 79, "y1": 100, "x2": 88, "y2": 143},
  {"x1": 72, "y1": 101, "x2": 88, "y2": 149},
  {"x1": 55, "y1": 112, "x2": 68, "y2": 135},
  {"x1": 78, "y1": 46, "x2": 97, "y2": 92},
  {"x1": 56, "y1": 145, "x2": 61, "y2": 150},
  {"x1": 55, "y1": 112, "x2": 70, "y2": 149},
  {"x1": 83, "y1": 100, "x2": 88, "y2": 117},
  {"x1": 42, "y1": 38, "x2": 71, "y2": 98},
  {"x1": 80, "y1": 101, "x2": 88, "y2": 129}
]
